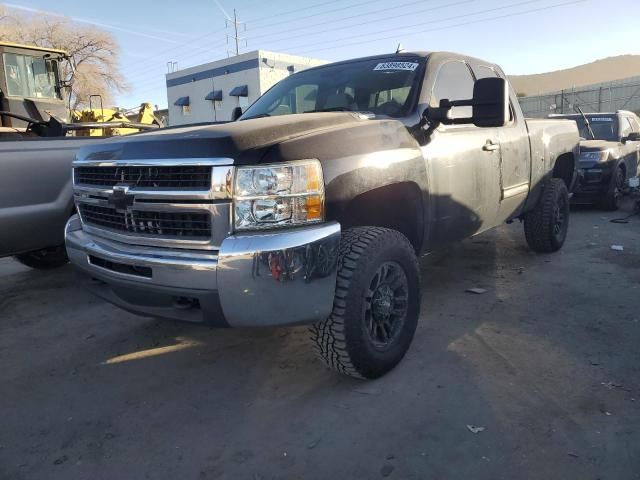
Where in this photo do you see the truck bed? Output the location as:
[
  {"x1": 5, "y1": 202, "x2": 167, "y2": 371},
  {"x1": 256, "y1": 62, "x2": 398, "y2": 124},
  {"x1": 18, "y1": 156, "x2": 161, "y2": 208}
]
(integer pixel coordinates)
[{"x1": 0, "y1": 136, "x2": 106, "y2": 256}]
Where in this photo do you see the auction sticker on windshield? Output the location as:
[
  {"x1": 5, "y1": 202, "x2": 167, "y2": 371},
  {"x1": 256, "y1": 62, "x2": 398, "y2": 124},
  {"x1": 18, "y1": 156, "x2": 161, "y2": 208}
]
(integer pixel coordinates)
[{"x1": 373, "y1": 62, "x2": 419, "y2": 71}]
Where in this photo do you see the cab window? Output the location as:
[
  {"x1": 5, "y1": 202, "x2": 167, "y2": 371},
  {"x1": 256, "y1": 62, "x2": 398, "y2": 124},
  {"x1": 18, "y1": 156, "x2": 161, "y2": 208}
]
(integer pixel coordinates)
[
  {"x1": 626, "y1": 116, "x2": 640, "y2": 134},
  {"x1": 431, "y1": 61, "x2": 474, "y2": 119},
  {"x1": 473, "y1": 64, "x2": 515, "y2": 122},
  {"x1": 620, "y1": 116, "x2": 633, "y2": 139},
  {"x1": 474, "y1": 65, "x2": 498, "y2": 79},
  {"x1": 3, "y1": 53, "x2": 60, "y2": 99}
]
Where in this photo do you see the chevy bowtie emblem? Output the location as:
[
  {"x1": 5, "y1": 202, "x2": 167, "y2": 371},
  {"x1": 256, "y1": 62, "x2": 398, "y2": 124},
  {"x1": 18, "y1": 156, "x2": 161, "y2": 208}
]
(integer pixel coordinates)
[{"x1": 108, "y1": 184, "x2": 134, "y2": 212}]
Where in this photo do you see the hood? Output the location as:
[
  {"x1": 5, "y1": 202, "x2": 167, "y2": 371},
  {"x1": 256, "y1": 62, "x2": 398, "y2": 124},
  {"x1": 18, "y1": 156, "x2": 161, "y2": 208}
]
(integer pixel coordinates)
[
  {"x1": 579, "y1": 139, "x2": 619, "y2": 152},
  {"x1": 77, "y1": 113, "x2": 371, "y2": 164}
]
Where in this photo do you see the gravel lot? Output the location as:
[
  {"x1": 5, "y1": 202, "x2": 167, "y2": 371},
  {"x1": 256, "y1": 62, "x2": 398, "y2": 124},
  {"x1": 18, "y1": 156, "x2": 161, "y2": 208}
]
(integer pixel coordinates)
[{"x1": 1, "y1": 201, "x2": 639, "y2": 480}]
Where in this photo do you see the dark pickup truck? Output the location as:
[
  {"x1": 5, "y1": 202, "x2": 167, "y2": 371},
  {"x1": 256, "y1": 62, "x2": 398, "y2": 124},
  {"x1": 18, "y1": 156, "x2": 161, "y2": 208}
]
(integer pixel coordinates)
[
  {"x1": 551, "y1": 111, "x2": 640, "y2": 210},
  {"x1": 65, "y1": 51, "x2": 579, "y2": 379}
]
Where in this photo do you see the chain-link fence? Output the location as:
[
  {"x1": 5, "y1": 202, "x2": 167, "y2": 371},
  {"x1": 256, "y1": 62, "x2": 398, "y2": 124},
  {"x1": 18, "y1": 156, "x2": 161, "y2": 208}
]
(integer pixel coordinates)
[{"x1": 518, "y1": 76, "x2": 640, "y2": 118}]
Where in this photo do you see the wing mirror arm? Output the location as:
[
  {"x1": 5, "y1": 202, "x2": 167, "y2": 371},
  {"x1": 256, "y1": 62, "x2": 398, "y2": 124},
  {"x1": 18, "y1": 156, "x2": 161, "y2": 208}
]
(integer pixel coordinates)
[
  {"x1": 426, "y1": 99, "x2": 474, "y2": 125},
  {"x1": 424, "y1": 77, "x2": 509, "y2": 128}
]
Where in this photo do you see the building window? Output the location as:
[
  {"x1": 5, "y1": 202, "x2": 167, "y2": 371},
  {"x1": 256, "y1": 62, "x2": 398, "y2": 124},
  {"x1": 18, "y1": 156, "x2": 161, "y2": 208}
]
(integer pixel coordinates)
[
  {"x1": 239, "y1": 96, "x2": 249, "y2": 108},
  {"x1": 182, "y1": 104, "x2": 191, "y2": 115}
]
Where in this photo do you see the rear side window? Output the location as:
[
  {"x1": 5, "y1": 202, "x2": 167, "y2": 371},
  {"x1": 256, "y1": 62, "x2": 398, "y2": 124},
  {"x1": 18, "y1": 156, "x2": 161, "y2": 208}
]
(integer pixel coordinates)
[
  {"x1": 431, "y1": 61, "x2": 474, "y2": 119},
  {"x1": 474, "y1": 65, "x2": 498, "y2": 79},
  {"x1": 473, "y1": 64, "x2": 514, "y2": 122},
  {"x1": 620, "y1": 117, "x2": 633, "y2": 138},
  {"x1": 627, "y1": 116, "x2": 640, "y2": 134}
]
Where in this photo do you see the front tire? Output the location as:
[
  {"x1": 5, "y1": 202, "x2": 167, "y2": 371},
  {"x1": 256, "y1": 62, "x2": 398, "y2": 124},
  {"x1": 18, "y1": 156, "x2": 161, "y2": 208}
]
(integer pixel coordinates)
[
  {"x1": 309, "y1": 227, "x2": 420, "y2": 379},
  {"x1": 599, "y1": 165, "x2": 624, "y2": 211},
  {"x1": 524, "y1": 178, "x2": 570, "y2": 253},
  {"x1": 14, "y1": 245, "x2": 68, "y2": 270}
]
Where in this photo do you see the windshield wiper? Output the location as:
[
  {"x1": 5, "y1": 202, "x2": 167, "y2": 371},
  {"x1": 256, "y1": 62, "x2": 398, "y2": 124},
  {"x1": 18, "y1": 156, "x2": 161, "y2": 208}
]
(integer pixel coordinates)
[
  {"x1": 303, "y1": 107, "x2": 352, "y2": 113},
  {"x1": 241, "y1": 113, "x2": 271, "y2": 120},
  {"x1": 575, "y1": 105, "x2": 596, "y2": 140}
]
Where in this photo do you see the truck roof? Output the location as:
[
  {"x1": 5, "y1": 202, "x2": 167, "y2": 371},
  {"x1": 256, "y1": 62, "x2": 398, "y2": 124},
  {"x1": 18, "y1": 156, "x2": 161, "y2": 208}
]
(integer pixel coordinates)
[
  {"x1": 0, "y1": 41, "x2": 67, "y2": 55},
  {"x1": 301, "y1": 51, "x2": 499, "y2": 73}
]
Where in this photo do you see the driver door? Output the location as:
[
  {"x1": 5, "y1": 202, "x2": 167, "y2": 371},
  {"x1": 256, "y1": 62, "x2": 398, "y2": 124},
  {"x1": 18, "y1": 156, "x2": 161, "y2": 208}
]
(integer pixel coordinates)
[{"x1": 421, "y1": 60, "x2": 502, "y2": 248}]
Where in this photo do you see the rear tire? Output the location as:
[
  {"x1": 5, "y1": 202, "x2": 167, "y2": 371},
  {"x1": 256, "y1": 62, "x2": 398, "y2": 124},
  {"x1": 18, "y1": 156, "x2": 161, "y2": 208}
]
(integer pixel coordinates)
[
  {"x1": 309, "y1": 227, "x2": 420, "y2": 379},
  {"x1": 524, "y1": 178, "x2": 570, "y2": 253},
  {"x1": 599, "y1": 165, "x2": 624, "y2": 211},
  {"x1": 14, "y1": 245, "x2": 68, "y2": 270}
]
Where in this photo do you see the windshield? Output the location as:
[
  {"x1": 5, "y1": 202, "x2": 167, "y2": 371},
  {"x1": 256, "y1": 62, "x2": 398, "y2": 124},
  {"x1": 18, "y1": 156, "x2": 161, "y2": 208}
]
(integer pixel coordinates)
[
  {"x1": 571, "y1": 115, "x2": 619, "y2": 141},
  {"x1": 3, "y1": 52, "x2": 61, "y2": 100},
  {"x1": 241, "y1": 57, "x2": 425, "y2": 120}
]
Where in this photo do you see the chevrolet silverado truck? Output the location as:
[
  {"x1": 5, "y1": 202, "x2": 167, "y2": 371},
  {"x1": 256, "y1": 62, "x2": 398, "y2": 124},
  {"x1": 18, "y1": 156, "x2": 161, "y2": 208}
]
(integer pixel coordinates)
[
  {"x1": 550, "y1": 110, "x2": 640, "y2": 210},
  {"x1": 65, "y1": 52, "x2": 579, "y2": 378}
]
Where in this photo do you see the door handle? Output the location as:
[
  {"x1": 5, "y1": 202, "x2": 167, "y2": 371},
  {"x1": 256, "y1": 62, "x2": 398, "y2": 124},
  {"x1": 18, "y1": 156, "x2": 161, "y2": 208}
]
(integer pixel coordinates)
[{"x1": 483, "y1": 140, "x2": 500, "y2": 152}]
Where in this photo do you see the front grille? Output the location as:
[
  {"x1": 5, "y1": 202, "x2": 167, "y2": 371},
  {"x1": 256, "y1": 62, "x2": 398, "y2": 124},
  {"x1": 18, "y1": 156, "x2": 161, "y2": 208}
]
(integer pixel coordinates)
[
  {"x1": 79, "y1": 204, "x2": 211, "y2": 239},
  {"x1": 74, "y1": 166, "x2": 212, "y2": 189}
]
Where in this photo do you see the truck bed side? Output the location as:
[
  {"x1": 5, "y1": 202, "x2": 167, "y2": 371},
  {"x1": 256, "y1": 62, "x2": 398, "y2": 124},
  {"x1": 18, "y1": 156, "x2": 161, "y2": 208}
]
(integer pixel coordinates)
[
  {"x1": 0, "y1": 137, "x2": 102, "y2": 256},
  {"x1": 523, "y1": 118, "x2": 579, "y2": 211}
]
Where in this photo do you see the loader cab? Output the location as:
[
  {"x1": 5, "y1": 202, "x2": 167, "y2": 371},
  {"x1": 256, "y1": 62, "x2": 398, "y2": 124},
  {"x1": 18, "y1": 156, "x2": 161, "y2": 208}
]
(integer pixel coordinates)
[{"x1": 0, "y1": 42, "x2": 69, "y2": 130}]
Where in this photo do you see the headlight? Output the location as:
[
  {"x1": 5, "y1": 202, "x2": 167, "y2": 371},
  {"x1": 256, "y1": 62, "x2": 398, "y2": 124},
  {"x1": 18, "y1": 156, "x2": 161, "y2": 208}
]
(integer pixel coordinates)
[
  {"x1": 579, "y1": 151, "x2": 607, "y2": 162},
  {"x1": 233, "y1": 159, "x2": 324, "y2": 230}
]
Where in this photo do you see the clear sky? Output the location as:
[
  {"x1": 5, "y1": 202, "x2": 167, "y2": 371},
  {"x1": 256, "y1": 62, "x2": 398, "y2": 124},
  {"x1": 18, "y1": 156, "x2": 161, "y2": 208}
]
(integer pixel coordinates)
[{"x1": 3, "y1": 0, "x2": 634, "y2": 109}]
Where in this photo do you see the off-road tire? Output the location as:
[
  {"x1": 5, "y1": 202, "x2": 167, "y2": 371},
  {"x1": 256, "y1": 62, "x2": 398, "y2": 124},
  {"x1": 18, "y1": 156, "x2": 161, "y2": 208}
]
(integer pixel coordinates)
[
  {"x1": 598, "y1": 165, "x2": 624, "y2": 211},
  {"x1": 524, "y1": 178, "x2": 570, "y2": 253},
  {"x1": 309, "y1": 227, "x2": 420, "y2": 379},
  {"x1": 14, "y1": 245, "x2": 68, "y2": 270}
]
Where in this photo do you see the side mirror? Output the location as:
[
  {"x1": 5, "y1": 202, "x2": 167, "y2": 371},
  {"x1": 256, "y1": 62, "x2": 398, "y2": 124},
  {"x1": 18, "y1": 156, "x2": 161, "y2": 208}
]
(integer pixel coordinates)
[
  {"x1": 622, "y1": 132, "x2": 640, "y2": 143},
  {"x1": 231, "y1": 106, "x2": 243, "y2": 121},
  {"x1": 428, "y1": 77, "x2": 509, "y2": 128},
  {"x1": 471, "y1": 77, "x2": 509, "y2": 127}
]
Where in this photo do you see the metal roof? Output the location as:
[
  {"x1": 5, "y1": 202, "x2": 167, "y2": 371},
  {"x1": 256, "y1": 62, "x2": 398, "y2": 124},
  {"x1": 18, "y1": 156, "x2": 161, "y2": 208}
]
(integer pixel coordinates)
[{"x1": 0, "y1": 41, "x2": 67, "y2": 55}]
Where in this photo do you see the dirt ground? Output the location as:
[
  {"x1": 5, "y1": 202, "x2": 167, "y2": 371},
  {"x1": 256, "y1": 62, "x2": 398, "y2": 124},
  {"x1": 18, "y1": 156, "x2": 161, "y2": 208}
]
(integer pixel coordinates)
[{"x1": 1, "y1": 201, "x2": 639, "y2": 480}]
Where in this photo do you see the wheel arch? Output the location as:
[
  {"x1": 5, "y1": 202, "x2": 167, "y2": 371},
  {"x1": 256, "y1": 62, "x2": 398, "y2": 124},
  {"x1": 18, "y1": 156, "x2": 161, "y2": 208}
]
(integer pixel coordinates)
[
  {"x1": 552, "y1": 152, "x2": 576, "y2": 190},
  {"x1": 336, "y1": 181, "x2": 425, "y2": 254}
]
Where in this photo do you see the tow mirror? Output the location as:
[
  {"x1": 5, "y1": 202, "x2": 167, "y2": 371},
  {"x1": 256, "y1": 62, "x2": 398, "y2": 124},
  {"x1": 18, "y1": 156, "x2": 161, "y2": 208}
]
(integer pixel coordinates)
[
  {"x1": 622, "y1": 132, "x2": 640, "y2": 143},
  {"x1": 428, "y1": 77, "x2": 509, "y2": 128},
  {"x1": 231, "y1": 106, "x2": 243, "y2": 121}
]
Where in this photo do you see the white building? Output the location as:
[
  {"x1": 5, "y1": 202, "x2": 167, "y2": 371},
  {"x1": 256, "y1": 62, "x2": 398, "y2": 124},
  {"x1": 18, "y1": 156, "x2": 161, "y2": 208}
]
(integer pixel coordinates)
[{"x1": 166, "y1": 50, "x2": 327, "y2": 125}]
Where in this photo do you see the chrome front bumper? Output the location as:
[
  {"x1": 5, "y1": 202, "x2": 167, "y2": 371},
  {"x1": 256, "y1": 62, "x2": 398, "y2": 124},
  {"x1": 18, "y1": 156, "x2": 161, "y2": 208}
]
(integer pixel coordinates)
[{"x1": 65, "y1": 215, "x2": 341, "y2": 327}]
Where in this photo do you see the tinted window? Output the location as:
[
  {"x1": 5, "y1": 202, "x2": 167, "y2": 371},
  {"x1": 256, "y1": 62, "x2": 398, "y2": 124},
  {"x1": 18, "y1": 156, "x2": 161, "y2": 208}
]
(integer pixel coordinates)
[
  {"x1": 431, "y1": 61, "x2": 474, "y2": 118},
  {"x1": 569, "y1": 115, "x2": 618, "y2": 141}
]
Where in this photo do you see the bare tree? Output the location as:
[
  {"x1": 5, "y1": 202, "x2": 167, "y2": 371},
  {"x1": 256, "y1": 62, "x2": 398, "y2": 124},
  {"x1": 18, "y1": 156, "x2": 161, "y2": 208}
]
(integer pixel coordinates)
[{"x1": 0, "y1": 8, "x2": 128, "y2": 109}]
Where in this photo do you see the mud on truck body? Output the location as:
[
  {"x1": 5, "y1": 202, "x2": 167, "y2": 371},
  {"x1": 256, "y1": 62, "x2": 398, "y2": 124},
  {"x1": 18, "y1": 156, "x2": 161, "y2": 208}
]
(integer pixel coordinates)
[{"x1": 66, "y1": 51, "x2": 580, "y2": 378}]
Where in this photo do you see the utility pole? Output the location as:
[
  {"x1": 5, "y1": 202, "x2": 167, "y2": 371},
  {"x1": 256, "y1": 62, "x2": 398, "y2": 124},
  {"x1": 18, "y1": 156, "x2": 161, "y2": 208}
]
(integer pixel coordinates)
[{"x1": 226, "y1": 9, "x2": 246, "y2": 57}]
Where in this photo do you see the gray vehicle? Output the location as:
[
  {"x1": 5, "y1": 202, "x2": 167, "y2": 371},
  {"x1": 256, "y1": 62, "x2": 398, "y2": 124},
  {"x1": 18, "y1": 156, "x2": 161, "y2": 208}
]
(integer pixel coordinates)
[
  {"x1": 65, "y1": 51, "x2": 579, "y2": 378},
  {"x1": 551, "y1": 111, "x2": 640, "y2": 210},
  {"x1": 0, "y1": 137, "x2": 100, "y2": 268},
  {"x1": 0, "y1": 42, "x2": 157, "y2": 269}
]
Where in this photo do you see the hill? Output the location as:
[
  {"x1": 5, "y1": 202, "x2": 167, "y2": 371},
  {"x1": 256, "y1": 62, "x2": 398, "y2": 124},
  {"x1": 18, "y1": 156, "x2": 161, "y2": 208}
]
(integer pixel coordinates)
[{"x1": 509, "y1": 55, "x2": 640, "y2": 96}]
